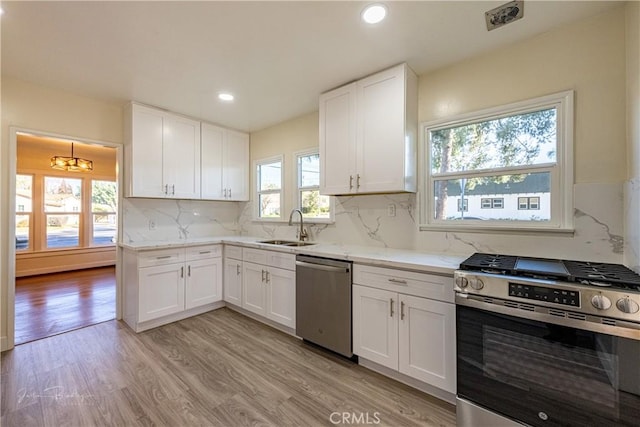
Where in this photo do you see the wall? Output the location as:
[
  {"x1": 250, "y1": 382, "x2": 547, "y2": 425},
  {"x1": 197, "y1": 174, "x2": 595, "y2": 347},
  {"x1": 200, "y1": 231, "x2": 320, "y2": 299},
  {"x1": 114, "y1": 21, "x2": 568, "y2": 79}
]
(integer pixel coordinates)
[
  {"x1": 624, "y1": 1, "x2": 640, "y2": 273},
  {"x1": 240, "y1": 6, "x2": 628, "y2": 262}
]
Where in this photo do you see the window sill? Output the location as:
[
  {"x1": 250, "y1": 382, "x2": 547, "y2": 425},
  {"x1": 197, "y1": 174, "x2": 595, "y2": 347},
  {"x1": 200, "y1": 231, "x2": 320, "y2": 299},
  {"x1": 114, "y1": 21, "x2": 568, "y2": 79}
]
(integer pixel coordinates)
[
  {"x1": 252, "y1": 218, "x2": 335, "y2": 225},
  {"x1": 419, "y1": 225, "x2": 575, "y2": 237}
]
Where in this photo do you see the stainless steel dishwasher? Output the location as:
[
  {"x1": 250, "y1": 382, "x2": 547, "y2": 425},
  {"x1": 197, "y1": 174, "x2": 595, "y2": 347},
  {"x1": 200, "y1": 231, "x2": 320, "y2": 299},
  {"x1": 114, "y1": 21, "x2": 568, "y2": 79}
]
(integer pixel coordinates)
[{"x1": 295, "y1": 254, "x2": 353, "y2": 358}]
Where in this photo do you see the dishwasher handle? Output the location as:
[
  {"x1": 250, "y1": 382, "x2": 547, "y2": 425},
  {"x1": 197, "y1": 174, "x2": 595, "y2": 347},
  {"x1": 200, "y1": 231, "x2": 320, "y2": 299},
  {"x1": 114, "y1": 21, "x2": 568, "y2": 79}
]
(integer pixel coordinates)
[{"x1": 296, "y1": 260, "x2": 350, "y2": 273}]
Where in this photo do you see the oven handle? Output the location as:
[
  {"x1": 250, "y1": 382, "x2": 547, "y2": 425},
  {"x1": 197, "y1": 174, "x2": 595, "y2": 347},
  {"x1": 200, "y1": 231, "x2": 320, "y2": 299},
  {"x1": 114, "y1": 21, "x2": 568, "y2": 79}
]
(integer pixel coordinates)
[{"x1": 456, "y1": 293, "x2": 640, "y2": 341}]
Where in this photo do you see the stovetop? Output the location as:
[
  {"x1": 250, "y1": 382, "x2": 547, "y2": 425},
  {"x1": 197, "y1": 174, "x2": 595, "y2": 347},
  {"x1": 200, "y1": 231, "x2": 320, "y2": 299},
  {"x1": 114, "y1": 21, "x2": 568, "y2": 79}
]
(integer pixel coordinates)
[{"x1": 459, "y1": 253, "x2": 640, "y2": 292}]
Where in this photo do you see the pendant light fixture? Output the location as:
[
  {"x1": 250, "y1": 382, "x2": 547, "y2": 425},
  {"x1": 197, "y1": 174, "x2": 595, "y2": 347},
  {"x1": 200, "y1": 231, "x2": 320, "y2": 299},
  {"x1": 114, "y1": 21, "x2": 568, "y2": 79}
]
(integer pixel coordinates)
[{"x1": 50, "y1": 142, "x2": 94, "y2": 172}]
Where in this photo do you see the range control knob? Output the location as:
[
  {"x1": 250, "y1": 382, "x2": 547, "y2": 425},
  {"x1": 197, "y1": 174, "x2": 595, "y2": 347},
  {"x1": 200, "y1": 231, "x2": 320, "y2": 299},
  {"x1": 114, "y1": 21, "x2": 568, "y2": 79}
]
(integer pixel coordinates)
[
  {"x1": 591, "y1": 294, "x2": 612, "y2": 311},
  {"x1": 616, "y1": 297, "x2": 640, "y2": 314},
  {"x1": 470, "y1": 278, "x2": 485, "y2": 290},
  {"x1": 455, "y1": 276, "x2": 469, "y2": 288}
]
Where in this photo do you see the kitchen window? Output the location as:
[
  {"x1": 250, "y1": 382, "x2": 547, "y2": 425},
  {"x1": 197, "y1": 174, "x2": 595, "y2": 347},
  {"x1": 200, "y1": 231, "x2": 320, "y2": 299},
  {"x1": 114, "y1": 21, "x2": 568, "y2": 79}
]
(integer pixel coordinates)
[
  {"x1": 296, "y1": 150, "x2": 332, "y2": 222},
  {"x1": 256, "y1": 156, "x2": 284, "y2": 220},
  {"x1": 421, "y1": 90, "x2": 574, "y2": 232}
]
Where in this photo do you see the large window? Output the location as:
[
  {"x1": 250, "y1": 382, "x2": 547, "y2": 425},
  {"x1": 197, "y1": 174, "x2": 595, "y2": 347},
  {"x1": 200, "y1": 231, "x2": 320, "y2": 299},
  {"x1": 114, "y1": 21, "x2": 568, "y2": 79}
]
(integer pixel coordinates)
[
  {"x1": 256, "y1": 157, "x2": 283, "y2": 219},
  {"x1": 15, "y1": 174, "x2": 117, "y2": 251},
  {"x1": 296, "y1": 151, "x2": 332, "y2": 221},
  {"x1": 422, "y1": 91, "x2": 573, "y2": 231}
]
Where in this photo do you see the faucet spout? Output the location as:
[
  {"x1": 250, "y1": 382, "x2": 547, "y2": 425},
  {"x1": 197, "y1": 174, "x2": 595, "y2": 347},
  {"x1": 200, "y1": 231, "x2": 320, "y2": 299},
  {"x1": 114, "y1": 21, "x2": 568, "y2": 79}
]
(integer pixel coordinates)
[{"x1": 288, "y1": 209, "x2": 308, "y2": 241}]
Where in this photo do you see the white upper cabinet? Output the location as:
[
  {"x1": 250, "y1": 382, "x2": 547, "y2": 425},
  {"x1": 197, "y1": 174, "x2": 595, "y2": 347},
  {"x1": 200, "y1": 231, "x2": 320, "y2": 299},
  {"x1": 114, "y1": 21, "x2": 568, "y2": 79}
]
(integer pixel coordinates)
[
  {"x1": 125, "y1": 103, "x2": 201, "y2": 199},
  {"x1": 201, "y1": 123, "x2": 250, "y2": 201},
  {"x1": 319, "y1": 63, "x2": 418, "y2": 195}
]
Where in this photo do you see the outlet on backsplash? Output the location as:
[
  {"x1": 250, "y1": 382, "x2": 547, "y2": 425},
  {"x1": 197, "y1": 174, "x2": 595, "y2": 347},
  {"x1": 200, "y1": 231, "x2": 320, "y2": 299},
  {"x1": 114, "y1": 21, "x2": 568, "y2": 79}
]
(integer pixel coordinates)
[
  {"x1": 148, "y1": 219, "x2": 156, "y2": 230},
  {"x1": 387, "y1": 204, "x2": 396, "y2": 217}
]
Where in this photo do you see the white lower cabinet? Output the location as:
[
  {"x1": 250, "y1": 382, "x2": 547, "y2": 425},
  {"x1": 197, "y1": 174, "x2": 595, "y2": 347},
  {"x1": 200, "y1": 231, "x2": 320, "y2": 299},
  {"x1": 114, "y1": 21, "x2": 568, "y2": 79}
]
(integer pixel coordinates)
[
  {"x1": 223, "y1": 245, "x2": 243, "y2": 306},
  {"x1": 352, "y1": 264, "x2": 456, "y2": 394},
  {"x1": 241, "y1": 248, "x2": 296, "y2": 329},
  {"x1": 124, "y1": 244, "x2": 223, "y2": 332}
]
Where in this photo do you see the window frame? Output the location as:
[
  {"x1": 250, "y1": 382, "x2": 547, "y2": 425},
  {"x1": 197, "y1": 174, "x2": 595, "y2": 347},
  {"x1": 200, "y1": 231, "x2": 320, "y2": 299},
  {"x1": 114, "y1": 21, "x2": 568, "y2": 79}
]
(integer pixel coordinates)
[
  {"x1": 91, "y1": 179, "x2": 118, "y2": 246},
  {"x1": 255, "y1": 155, "x2": 285, "y2": 221},
  {"x1": 419, "y1": 90, "x2": 574, "y2": 234},
  {"x1": 294, "y1": 148, "x2": 334, "y2": 224}
]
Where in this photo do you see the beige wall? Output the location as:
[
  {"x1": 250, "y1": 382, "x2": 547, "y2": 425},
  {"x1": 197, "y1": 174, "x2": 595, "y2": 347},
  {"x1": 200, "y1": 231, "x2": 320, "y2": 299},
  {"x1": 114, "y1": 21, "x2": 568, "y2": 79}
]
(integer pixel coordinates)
[
  {"x1": 249, "y1": 111, "x2": 319, "y2": 217},
  {"x1": 627, "y1": 1, "x2": 640, "y2": 180},
  {"x1": 418, "y1": 5, "x2": 627, "y2": 184},
  {"x1": 1, "y1": 78, "x2": 123, "y2": 349}
]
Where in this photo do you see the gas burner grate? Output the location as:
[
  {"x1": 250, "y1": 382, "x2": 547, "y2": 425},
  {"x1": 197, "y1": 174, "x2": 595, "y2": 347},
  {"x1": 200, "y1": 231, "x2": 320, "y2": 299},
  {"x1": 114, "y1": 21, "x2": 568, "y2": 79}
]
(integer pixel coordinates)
[
  {"x1": 564, "y1": 260, "x2": 640, "y2": 289},
  {"x1": 459, "y1": 253, "x2": 517, "y2": 273}
]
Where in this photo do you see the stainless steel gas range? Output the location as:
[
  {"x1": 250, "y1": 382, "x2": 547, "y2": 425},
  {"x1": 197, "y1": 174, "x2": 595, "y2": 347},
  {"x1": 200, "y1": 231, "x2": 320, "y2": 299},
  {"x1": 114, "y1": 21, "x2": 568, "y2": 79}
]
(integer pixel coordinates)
[{"x1": 454, "y1": 253, "x2": 640, "y2": 427}]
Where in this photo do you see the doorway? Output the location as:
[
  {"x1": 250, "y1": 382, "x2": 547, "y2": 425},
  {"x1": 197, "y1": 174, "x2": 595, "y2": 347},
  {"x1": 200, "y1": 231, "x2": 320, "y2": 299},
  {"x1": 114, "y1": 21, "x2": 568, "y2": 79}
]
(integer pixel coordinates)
[{"x1": 8, "y1": 128, "x2": 123, "y2": 347}]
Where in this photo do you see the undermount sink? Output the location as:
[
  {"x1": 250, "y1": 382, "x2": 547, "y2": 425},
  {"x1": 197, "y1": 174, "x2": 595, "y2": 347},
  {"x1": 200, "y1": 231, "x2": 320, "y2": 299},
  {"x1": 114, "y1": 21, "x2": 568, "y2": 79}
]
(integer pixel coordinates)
[{"x1": 258, "y1": 239, "x2": 316, "y2": 247}]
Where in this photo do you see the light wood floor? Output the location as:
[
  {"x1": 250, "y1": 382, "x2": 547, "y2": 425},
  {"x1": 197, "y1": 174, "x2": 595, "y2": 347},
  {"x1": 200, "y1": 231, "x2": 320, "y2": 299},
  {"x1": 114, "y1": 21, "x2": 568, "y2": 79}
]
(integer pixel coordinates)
[
  {"x1": 1, "y1": 308, "x2": 456, "y2": 427},
  {"x1": 15, "y1": 267, "x2": 116, "y2": 345}
]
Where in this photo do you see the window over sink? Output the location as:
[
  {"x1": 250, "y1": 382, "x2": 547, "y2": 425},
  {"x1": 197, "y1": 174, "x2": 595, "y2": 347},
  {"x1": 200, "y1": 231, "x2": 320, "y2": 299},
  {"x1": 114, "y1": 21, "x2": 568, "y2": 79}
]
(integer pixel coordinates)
[{"x1": 420, "y1": 90, "x2": 574, "y2": 233}]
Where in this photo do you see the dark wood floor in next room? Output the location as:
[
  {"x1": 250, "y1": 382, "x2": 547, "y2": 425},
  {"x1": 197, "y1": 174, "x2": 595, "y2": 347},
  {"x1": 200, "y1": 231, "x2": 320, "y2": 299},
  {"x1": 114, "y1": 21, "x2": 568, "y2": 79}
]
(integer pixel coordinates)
[
  {"x1": 14, "y1": 266, "x2": 116, "y2": 345},
  {"x1": 1, "y1": 307, "x2": 456, "y2": 426}
]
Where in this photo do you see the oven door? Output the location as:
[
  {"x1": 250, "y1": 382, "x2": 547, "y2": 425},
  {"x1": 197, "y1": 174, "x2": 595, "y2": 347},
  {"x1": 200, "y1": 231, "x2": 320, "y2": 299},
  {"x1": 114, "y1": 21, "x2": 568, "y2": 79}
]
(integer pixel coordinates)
[{"x1": 456, "y1": 295, "x2": 640, "y2": 427}]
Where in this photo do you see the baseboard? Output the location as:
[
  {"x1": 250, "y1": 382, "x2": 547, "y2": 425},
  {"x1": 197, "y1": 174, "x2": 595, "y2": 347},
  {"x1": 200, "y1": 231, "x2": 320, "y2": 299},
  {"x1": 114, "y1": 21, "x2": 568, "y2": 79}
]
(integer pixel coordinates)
[
  {"x1": 358, "y1": 357, "x2": 456, "y2": 405},
  {"x1": 224, "y1": 303, "x2": 297, "y2": 337},
  {"x1": 127, "y1": 301, "x2": 226, "y2": 332}
]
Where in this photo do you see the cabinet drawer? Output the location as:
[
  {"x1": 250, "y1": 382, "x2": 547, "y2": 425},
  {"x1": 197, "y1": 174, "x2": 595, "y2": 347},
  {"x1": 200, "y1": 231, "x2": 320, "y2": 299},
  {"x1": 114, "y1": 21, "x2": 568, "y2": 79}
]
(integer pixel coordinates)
[
  {"x1": 353, "y1": 264, "x2": 454, "y2": 303},
  {"x1": 243, "y1": 248, "x2": 269, "y2": 265},
  {"x1": 224, "y1": 245, "x2": 243, "y2": 260},
  {"x1": 186, "y1": 244, "x2": 222, "y2": 261},
  {"x1": 138, "y1": 248, "x2": 185, "y2": 268},
  {"x1": 267, "y1": 252, "x2": 295, "y2": 271}
]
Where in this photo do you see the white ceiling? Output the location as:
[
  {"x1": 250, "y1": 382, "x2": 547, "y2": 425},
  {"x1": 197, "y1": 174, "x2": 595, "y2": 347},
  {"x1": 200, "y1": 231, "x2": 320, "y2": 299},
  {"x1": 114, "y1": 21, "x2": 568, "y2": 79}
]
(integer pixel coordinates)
[{"x1": 2, "y1": 1, "x2": 621, "y2": 133}]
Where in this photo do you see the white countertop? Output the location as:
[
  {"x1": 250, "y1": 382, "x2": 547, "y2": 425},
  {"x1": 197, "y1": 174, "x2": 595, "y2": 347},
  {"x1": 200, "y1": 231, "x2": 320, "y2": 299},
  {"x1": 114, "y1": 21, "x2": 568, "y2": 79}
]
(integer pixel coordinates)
[{"x1": 120, "y1": 236, "x2": 467, "y2": 275}]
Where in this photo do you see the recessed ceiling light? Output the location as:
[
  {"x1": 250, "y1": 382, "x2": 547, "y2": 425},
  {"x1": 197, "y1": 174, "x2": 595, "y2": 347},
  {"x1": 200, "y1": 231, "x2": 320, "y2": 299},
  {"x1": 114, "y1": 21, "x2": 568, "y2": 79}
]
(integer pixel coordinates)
[
  {"x1": 362, "y1": 4, "x2": 387, "y2": 24},
  {"x1": 218, "y1": 92, "x2": 234, "y2": 102}
]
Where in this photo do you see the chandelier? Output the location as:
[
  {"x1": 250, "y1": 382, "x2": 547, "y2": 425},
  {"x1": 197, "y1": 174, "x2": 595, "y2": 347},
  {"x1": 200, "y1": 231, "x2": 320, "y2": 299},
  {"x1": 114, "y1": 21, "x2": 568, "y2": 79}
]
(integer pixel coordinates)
[{"x1": 50, "y1": 143, "x2": 93, "y2": 172}]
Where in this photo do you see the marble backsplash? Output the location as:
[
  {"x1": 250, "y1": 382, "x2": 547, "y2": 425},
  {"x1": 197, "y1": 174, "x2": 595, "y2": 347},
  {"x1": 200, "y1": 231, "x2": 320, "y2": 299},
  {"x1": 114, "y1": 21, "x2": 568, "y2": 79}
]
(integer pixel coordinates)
[{"x1": 122, "y1": 182, "x2": 627, "y2": 264}]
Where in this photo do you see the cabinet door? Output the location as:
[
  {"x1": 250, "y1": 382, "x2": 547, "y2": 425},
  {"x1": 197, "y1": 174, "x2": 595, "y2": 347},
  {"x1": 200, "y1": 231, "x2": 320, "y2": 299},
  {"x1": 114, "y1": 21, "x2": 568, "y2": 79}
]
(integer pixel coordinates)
[
  {"x1": 139, "y1": 263, "x2": 185, "y2": 322},
  {"x1": 242, "y1": 262, "x2": 267, "y2": 316},
  {"x1": 398, "y1": 294, "x2": 456, "y2": 393},
  {"x1": 357, "y1": 65, "x2": 406, "y2": 193},
  {"x1": 130, "y1": 105, "x2": 165, "y2": 197},
  {"x1": 201, "y1": 122, "x2": 225, "y2": 200},
  {"x1": 185, "y1": 258, "x2": 222, "y2": 309},
  {"x1": 352, "y1": 285, "x2": 398, "y2": 370},
  {"x1": 224, "y1": 130, "x2": 250, "y2": 201},
  {"x1": 163, "y1": 114, "x2": 201, "y2": 199},
  {"x1": 266, "y1": 267, "x2": 295, "y2": 328},
  {"x1": 224, "y1": 257, "x2": 243, "y2": 306},
  {"x1": 319, "y1": 83, "x2": 357, "y2": 195}
]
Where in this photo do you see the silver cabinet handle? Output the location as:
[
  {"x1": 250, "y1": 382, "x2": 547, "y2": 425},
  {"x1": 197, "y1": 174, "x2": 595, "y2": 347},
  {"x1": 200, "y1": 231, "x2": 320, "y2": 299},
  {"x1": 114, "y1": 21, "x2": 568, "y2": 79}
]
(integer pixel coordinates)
[
  {"x1": 266, "y1": 271, "x2": 270, "y2": 283},
  {"x1": 390, "y1": 298, "x2": 394, "y2": 317},
  {"x1": 400, "y1": 301, "x2": 405, "y2": 320},
  {"x1": 164, "y1": 184, "x2": 168, "y2": 194},
  {"x1": 228, "y1": 188, "x2": 232, "y2": 198},
  {"x1": 236, "y1": 264, "x2": 241, "y2": 275},
  {"x1": 261, "y1": 269, "x2": 266, "y2": 282},
  {"x1": 181, "y1": 266, "x2": 184, "y2": 278},
  {"x1": 349, "y1": 175, "x2": 353, "y2": 190},
  {"x1": 388, "y1": 278, "x2": 408, "y2": 285},
  {"x1": 199, "y1": 250, "x2": 211, "y2": 254},
  {"x1": 223, "y1": 188, "x2": 227, "y2": 198},
  {"x1": 172, "y1": 184, "x2": 175, "y2": 195},
  {"x1": 188, "y1": 265, "x2": 191, "y2": 276},
  {"x1": 156, "y1": 255, "x2": 172, "y2": 260},
  {"x1": 356, "y1": 174, "x2": 361, "y2": 189}
]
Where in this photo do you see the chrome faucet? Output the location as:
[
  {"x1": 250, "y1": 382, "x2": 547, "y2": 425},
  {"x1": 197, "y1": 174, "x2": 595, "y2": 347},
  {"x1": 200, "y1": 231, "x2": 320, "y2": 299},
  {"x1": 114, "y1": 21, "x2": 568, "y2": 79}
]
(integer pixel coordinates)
[{"x1": 288, "y1": 209, "x2": 308, "y2": 241}]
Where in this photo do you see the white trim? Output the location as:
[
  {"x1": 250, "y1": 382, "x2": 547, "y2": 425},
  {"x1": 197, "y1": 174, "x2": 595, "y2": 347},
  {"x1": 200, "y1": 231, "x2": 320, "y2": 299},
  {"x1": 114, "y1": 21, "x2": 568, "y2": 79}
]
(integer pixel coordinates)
[
  {"x1": 6, "y1": 126, "x2": 124, "y2": 351},
  {"x1": 419, "y1": 90, "x2": 574, "y2": 233},
  {"x1": 254, "y1": 154, "x2": 285, "y2": 221},
  {"x1": 293, "y1": 148, "x2": 335, "y2": 224}
]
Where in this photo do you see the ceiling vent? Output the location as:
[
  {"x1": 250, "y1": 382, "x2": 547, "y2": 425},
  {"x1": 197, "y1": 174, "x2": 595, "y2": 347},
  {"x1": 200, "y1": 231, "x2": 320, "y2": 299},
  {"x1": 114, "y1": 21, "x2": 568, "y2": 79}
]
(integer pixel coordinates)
[{"x1": 485, "y1": 1, "x2": 524, "y2": 31}]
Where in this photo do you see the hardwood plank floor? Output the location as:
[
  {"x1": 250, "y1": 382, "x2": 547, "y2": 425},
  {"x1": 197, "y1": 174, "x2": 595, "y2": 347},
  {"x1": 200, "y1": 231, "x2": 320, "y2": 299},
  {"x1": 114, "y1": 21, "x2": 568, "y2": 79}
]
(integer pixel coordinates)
[
  {"x1": 15, "y1": 267, "x2": 116, "y2": 345},
  {"x1": 1, "y1": 308, "x2": 457, "y2": 427}
]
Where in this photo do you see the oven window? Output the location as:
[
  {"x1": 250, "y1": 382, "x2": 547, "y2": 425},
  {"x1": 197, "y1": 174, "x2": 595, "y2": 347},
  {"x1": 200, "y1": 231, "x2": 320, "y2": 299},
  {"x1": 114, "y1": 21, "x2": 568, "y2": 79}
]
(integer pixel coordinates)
[{"x1": 457, "y1": 305, "x2": 640, "y2": 427}]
